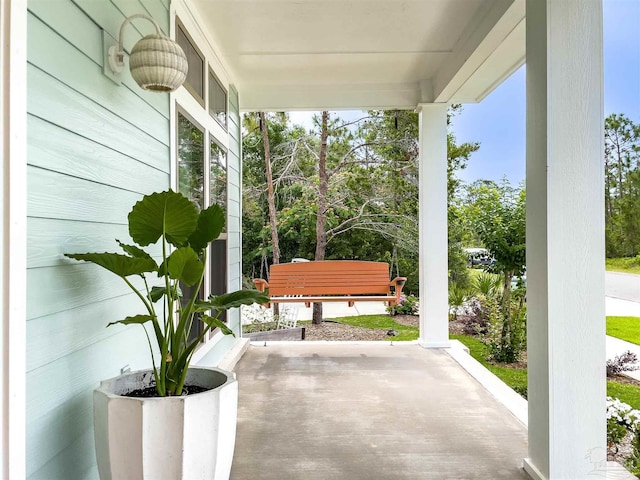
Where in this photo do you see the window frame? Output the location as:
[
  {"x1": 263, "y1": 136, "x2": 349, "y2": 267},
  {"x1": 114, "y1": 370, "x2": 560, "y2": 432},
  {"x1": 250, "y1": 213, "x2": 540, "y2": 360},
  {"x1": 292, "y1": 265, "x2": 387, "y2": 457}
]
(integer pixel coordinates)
[{"x1": 171, "y1": 12, "x2": 233, "y2": 354}]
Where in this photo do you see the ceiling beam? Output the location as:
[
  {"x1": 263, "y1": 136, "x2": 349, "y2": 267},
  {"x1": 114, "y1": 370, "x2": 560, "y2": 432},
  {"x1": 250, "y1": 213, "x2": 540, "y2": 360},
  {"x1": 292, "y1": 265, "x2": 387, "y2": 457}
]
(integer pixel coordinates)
[
  {"x1": 239, "y1": 82, "x2": 421, "y2": 112},
  {"x1": 433, "y1": 0, "x2": 525, "y2": 103}
]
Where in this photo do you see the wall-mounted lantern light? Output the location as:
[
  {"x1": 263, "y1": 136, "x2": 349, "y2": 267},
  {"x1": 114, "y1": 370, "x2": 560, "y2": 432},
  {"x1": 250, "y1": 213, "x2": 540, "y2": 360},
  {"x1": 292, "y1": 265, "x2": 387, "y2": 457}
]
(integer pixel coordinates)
[{"x1": 107, "y1": 14, "x2": 188, "y2": 92}]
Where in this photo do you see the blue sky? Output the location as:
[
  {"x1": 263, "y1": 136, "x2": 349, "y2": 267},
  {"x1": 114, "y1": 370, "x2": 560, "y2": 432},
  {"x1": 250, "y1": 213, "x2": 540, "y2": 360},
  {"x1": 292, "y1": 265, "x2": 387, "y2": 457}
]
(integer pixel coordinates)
[{"x1": 454, "y1": 0, "x2": 640, "y2": 185}]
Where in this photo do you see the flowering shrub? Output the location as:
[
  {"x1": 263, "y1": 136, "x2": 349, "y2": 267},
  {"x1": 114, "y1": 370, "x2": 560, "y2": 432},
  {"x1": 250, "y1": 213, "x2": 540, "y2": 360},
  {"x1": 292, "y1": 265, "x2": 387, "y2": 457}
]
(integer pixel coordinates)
[
  {"x1": 241, "y1": 303, "x2": 279, "y2": 332},
  {"x1": 608, "y1": 397, "x2": 640, "y2": 444},
  {"x1": 241, "y1": 303, "x2": 274, "y2": 325},
  {"x1": 387, "y1": 295, "x2": 419, "y2": 316},
  {"x1": 607, "y1": 396, "x2": 640, "y2": 473},
  {"x1": 607, "y1": 351, "x2": 639, "y2": 377}
]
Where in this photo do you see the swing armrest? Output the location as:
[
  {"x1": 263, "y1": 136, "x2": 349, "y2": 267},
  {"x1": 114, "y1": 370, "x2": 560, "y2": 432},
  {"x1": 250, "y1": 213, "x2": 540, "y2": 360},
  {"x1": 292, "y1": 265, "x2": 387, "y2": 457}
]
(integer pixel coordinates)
[
  {"x1": 390, "y1": 277, "x2": 407, "y2": 303},
  {"x1": 253, "y1": 279, "x2": 269, "y2": 292}
]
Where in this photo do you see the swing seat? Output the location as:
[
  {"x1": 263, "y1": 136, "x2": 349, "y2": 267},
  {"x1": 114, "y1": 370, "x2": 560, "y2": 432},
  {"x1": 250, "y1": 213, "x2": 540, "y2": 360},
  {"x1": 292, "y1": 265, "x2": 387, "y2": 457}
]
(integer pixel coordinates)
[{"x1": 253, "y1": 260, "x2": 407, "y2": 308}]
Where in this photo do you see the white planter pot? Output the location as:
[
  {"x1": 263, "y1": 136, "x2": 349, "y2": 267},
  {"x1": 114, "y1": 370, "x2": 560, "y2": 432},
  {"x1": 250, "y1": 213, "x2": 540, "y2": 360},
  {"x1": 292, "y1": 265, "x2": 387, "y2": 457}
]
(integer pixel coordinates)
[{"x1": 94, "y1": 367, "x2": 238, "y2": 480}]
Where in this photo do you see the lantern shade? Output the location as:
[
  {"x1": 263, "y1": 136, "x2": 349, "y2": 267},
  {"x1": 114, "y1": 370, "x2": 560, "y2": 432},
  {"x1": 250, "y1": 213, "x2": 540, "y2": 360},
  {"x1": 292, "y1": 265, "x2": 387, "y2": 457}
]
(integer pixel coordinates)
[{"x1": 129, "y1": 34, "x2": 188, "y2": 92}]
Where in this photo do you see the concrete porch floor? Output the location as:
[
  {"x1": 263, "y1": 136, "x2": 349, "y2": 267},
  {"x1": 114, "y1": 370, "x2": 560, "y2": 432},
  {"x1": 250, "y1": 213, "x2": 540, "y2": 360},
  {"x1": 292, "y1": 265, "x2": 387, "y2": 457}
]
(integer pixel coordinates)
[{"x1": 230, "y1": 343, "x2": 529, "y2": 479}]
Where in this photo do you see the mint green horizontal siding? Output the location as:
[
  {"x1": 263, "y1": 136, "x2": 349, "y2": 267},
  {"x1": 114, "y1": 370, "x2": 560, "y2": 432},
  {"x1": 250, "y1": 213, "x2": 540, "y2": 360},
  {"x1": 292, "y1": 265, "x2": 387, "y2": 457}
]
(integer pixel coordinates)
[
  {"x1": 227, "y1": 198, "x2": 241, "y2": 219},
  {"x1": 28, "y1": 66, "x2": 169, "y2": 170},
  {"x1": 28, "y1": 13, "x2": 169, "y2": 142},
  {"x1": 29, "y1": 0, "x2": 168, "y2": 115},
  {"x1": 28, "y1": 167, "x2": 146, "y2": 223},
  {"x1": 27, "y1": 0, "x2": 170, "y2": 478},
  {"x1": 228, "y1": 162, "x2": 241, "y2": 189},
  {"x1": 27, "y1": 327, "x2": 151, "y2": 477},
  {"x1": 29, "y1": 431, "x2": 97, "y2": 480},
  {"x1": 28, "y1": 218, "x2": 131, "y2": 269},
  {"x1": 28, "y1": 117, "x2": 168, "y2": 192},
  {"x1": 227, "y1": 215, "x2": 240, "y2": 234},
  {"x1": 227, "y1": 86, "x2": 242, "y2": 331},
  {"x1": 27, "y1": 293, "x2": 143, "y2": 371},
  {"x1": 139, "y1": 0, "x2": 169, "y2": 31},
  {"x1": 27, "y1": 264, "x2": 146, "y2": 321}
]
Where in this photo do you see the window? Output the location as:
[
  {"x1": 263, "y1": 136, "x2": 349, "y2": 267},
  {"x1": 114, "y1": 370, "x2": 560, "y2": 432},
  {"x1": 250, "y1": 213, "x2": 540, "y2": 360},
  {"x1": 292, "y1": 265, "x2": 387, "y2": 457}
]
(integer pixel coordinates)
[
  {"x1": 208, "y1": 69, "x2": 227, "y2": 127},
  {"x1": 177, "y1": 113, "x2": 205, "y2": 209},
  {"x1": 210, "y1": 139, "x2": 227, "y2": 225},
  {"x1": 176, "y1": 21, "x2": 204, "y2": 104},
  {"x1": 209, "y1": 139, "x2": 228, "y2": 328},
  {"x1": 177, "y1": 112, "x2": 206, "y2": 342},
  {"x1": 174, "y1": 17, "x2": 231, "y2": 345}
]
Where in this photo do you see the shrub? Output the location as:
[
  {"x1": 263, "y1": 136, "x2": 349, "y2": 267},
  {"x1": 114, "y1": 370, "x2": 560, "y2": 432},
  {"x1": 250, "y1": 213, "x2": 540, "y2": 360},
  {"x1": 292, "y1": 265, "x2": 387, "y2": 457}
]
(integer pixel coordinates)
[
  {"x1": 448, "y1": 286, "x2": 472, "y2": 320},
  {"x1": 472, "y1": 272, "x2": 502, "y2": 297},
  {"x1": 454, "y1": 295, "x2": 491, "y2": 335},
  {"x1": 607, "y1": 351, "x2": 639, "y2": 377},
  {"x1": 607, "y1": 396, "x2": 640, "y2": 472},
  {"x1": 626, "y1": 255, "x2": 640, "y2": 269},
  {"x1": 387, "y1": 295, "x2": 419, "y2": 316},
  {"x1": 241, "y1": 303, "x2": 278, "y2": 332},
  {"x1": 484, "y1": 297, "x2": 527, "y2": 364},
  {"x1": 607, "y1": 397, "x2": 640, "y2": 431}
]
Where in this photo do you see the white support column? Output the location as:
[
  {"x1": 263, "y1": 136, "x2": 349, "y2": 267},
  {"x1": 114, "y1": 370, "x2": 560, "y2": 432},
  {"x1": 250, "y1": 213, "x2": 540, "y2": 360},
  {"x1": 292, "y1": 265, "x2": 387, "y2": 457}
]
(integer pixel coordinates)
[
  {"x1": 417, "y1": 104, "x2": 449, "y2": 348},
  {"x1": 524, "y1": 1, "x2": 605, "y2": 479},
  {"x1": 1, "y1": 0, "x2": 27, "y2": 478}
]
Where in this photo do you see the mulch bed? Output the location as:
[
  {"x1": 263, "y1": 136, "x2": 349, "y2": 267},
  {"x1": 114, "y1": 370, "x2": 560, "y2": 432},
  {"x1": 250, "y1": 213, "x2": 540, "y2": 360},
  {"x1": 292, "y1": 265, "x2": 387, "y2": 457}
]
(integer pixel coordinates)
[
  {"x1": 302, "y1": 315, "x2": 421, "y2": 341},
  {"x1": 303, "y1": 321, "x2": 389, "y2": 341}
]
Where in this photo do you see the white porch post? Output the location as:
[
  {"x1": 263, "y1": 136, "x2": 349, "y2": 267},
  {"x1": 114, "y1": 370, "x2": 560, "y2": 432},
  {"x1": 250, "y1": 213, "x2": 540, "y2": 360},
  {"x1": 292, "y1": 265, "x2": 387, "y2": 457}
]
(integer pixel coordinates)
[
  {"x1": 1, "y1": 0, "x2": 27, "y2": 478},
  {"x1": 524, "y1": 1, "x2": 605, "y2": 479},
  {"x1": 417, "y1": 104, "x2": 449, "y2": 348}
]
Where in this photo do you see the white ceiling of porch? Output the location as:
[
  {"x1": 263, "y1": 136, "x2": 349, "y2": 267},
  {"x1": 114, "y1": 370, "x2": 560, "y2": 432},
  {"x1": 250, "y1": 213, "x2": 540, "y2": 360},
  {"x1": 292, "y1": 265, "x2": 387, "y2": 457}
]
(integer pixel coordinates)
[{"x1": 190, "y1": 0, "x2": 525, "y2": 111}]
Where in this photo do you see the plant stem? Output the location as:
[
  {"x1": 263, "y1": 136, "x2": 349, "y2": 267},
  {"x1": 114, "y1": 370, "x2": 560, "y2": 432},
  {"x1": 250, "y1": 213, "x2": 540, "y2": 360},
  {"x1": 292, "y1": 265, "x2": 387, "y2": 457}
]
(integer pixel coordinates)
[{"x1": 123, "y1": 276, "x2": 153, "y2": 315}]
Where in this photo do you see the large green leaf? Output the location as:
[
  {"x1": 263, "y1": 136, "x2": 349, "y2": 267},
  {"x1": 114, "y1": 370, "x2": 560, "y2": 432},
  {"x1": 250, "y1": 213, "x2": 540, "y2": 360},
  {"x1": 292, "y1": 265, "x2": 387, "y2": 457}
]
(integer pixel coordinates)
[
  {"x1": 65, "y1": 252, "x2": 157, "y2": 277},
  {"x1": 188, "y1": 204, "x2": 225, "y2": 252},
  {"x1": 196, "y1": 290, "x2": 269, "y2": 312},
  {"x1": 107, "y1": 314, "x2": 156, "y2": 327},
  {"x1": 150, "y1": 286, "x2": 169, "y2": 303},
  {"x1": 201, "y1": 314, "x2": 234, "y2": 336},
  {"x1": 116, "y1": 239, "x2": 156, "y2": 264},
  {"x1": 128, "y1": 190, "x2": 199, "y2": 247},
  {"x1": 167, "y1": 247, "x2": 204, "y2": 286}
]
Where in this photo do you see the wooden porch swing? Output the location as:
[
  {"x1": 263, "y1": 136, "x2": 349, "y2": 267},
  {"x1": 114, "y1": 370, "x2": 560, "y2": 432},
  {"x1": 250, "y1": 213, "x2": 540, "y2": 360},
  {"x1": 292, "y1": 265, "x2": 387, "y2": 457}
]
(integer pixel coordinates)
[{"x1": 253, "y1": 260, "x2": 406, "y2": 308}]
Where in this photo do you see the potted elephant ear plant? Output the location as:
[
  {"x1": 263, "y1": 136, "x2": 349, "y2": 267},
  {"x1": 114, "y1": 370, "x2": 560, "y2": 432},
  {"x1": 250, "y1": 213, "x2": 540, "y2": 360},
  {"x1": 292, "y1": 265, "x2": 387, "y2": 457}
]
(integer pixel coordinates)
[{"x1": 66, "y1": 189, "x2": 268, "y2": 480}]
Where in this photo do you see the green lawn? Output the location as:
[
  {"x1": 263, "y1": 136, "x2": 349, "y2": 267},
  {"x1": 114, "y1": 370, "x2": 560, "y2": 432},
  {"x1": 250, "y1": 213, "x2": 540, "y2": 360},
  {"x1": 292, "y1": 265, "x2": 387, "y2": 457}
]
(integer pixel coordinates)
[
  {"x1": 452, "y1": 333, "x2": 640, "y2": 410},
  {"x1": 329, "y1": 314, "x2": 419, "y2": 341},
  {"x1": 606, "y1": 257, "x2": 640, "y2": 275},
  {"x1": 451, "y1": 334, "x2": 528, "y2": 397},
  {"x1": 607, "y1": 316, "x2": 640, "y2": 345},
  {"x1": 607, "y1": 381, "x2": 640, "y2": 410},
  {"x1": 467, "y1": 268, "x2": 501, "y2": 280}
]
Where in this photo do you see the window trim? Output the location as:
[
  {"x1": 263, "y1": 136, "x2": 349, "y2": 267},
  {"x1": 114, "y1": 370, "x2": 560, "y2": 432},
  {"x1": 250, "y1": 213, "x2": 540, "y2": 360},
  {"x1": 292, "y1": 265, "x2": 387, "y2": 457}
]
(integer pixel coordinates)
[{"x1": 171, "y1": 5, "x2": 234, "y2": 357}]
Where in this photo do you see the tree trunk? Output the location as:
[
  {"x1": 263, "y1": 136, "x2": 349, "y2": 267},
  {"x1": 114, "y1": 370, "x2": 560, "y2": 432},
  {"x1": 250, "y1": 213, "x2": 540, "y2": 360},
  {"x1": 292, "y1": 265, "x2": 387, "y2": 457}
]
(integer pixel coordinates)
[
  {"x1": 260, "y1": 112, "x2": 280, "y2": 266},
  {"x1": 605, "y1": 155, "x2": 612, "y2": 224},
  {"x1": 312, "y1": 111, "x2": 330, "y2": 325},
  {"x1": 617, "y1": 140, "x2": 625, "y2": 200},
  {"x1": 260, "y1": 112, "x2": 280, "y2": 317}
]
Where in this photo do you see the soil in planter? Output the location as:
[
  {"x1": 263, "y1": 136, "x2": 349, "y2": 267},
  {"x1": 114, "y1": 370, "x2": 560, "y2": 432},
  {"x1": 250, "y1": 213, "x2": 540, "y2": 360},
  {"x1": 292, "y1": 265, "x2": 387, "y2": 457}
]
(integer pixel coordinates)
[{"x1": 124, "y1": 384, "x2": 210, "y2": 398}]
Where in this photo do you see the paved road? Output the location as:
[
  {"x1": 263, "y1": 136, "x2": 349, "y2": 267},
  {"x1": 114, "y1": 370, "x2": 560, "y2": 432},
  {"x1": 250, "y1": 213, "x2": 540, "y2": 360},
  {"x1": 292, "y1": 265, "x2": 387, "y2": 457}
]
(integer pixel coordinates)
[{"x1": 606, "y1": 271, "x2": 640, "y2": 302}]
